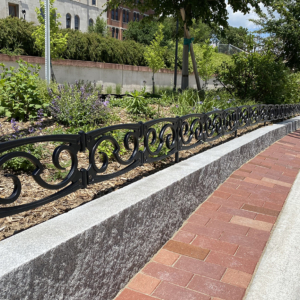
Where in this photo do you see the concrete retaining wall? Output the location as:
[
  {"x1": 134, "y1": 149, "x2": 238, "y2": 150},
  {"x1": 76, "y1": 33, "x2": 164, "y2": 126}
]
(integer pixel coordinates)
[
  {"x1": 0, "y1": 54, "x2": 216, "y2": 92},
  {"x1": 0, "y1": 117, "x2": 300, "y2": 300}
]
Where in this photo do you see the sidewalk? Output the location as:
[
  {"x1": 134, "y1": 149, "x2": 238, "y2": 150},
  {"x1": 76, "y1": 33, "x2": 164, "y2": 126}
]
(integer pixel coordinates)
[{"x1": 113, "y1": 130, "x2": 300, "y2": 300}]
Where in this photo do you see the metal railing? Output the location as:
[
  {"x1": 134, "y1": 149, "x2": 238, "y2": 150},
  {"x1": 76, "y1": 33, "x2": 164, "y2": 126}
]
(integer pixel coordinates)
[
  {"x1": 218, "y1": 44, "x2": 245, "y2": 55},
  {"x1": 0, "y1": 104, "x2": 299, "y2": 218}
]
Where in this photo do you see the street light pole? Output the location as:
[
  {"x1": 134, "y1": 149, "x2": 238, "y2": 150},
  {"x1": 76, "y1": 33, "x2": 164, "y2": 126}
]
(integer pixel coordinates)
[
  {"x1": 173, "y1": 17, "x2": 179, "y2": 91},
  {"x1": 45, "y1": 0, "x2": 51, "y2": 84}
]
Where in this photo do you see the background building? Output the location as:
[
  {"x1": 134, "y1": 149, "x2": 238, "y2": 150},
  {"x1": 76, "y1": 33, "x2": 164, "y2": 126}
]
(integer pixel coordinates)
[
  {"x1": 107, "y1": 5, "x2": 153, "y2": 40},
  {"x1": 0, "y1": 0, "x2": 107, "y2": 32}
]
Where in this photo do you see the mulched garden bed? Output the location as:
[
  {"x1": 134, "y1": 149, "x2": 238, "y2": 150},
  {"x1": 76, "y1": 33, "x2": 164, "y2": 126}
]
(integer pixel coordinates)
[{"x1": 0, "y1": 114, "x2": 268, "y2": 242}]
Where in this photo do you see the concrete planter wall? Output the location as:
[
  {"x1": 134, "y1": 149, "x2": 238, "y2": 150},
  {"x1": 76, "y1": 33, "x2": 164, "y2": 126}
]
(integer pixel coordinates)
[
  {"x1": 0, "y1": 53, "x2": 215, "y2": 91},
  {"x1": 0, "y1": 117, "x2": 300, "y2": 300}
]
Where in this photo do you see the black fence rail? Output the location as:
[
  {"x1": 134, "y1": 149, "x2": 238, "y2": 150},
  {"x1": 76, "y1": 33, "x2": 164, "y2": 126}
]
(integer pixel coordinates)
[{"x1": 0, "y1": 104, "x2": 299, "y2": 218}]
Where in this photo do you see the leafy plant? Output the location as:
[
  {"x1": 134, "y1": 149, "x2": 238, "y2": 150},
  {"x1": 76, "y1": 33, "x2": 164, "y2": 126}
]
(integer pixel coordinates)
[
  {"x1": 0, "y1": 41, "x2": 24, "y2": 56},
  {"x1": 125, "y1": 89, "x2": 154, "y2": 116},
  {"x1": 116, "y1": 84, "x2": 122, "y2": 95},
  {"x1": 197, "y1": 40, "x2": 216, "y2": 86},
  {"x1": 215, "y1": 47, "x2": 291, "y2": 104},
  {"x1": 0, "y1": 17, "x2": 37, "y2": 56},
  {"x1": 49, "y1": 82, "x2": 109, "y2": 126},
  {"x1": 0, "y1": 118, "x2": 46, "y2": 172},
  {"x1": 0, "y1": 60, "x2": 49, "y2": 120},
  {"x1": 88, "y1": 16, "x2": 107, "y2": 36},
  {"x1": 106, "y1": 86, "x2": 113, "y2": 94},
  {"x1": 144, "y1": 24, "x2": 167, "y2": 94}
]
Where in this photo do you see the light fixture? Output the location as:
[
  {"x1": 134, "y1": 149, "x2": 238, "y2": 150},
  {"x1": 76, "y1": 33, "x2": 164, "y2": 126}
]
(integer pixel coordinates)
[{"x1": 22, "y1": 9, "x2": 26, "y2": 20}]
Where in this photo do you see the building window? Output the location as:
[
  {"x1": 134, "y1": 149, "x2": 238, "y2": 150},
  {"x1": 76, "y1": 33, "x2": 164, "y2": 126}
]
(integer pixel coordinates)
[
  {"x1": 9, "y1": 3, "x2": 18, "y2": 17},
  {"x1": 136, "y1": 13, "x2": 139, "y2": 21},
  {"x1": 127, "y1": 11, "x2": 129, "y2": 23},
  {"x1": 116, "y1": 28, "x2": 119, "y2": 39},
  {"x1": 123, "y1": 10, "x2": 125, "y2": 22},
  {"x1": 75, "y1": 15, "x2": 80, "y2": 30},
  {"x1": 111, "y1": 9, "x2": 114, "y2": 20},
  {"x1": 66, "y1": 13, "x2": 71, "y2": 28},
  {"x1": 112, "y1": 27, "x2": 115, "y2": 38},
  {"x1": 115, "y1": 8, "x2": 118, "y2": 21},
  {"x1": 122, "y1": 29, "x2": 125, "y2": 40},
  {"x1": 92, "y1": 0, "x2": 96, "y2": 5},
  {"x1": 89, "y1": 18, "x2": 93, "y2": 27},
  {"x1": 133, "y1": 12, "x2": 136, "y2": 21}
]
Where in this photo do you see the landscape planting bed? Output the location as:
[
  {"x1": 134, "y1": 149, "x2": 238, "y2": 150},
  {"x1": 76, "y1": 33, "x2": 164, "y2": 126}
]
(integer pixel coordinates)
[{"x1": 0, "y1": 114, "x2": 265, "y2": 241}]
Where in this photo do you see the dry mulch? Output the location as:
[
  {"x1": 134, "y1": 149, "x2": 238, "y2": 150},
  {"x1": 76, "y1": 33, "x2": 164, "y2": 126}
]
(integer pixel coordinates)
[{"x1": 0, "y1": 112, "x2": 273, "y2": 242}]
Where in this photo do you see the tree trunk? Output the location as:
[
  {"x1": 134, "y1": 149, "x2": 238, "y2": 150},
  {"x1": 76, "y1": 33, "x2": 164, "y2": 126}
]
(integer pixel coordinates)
[
  {"x1": 152, "y1": 71, "x2": 155, "y2": 94},
  {"x1": 181, "y1": 30, "x2": 189, "y2": 90},
  {"x1": 50, "y1": 61, "x2": 56, "y2": 82}
]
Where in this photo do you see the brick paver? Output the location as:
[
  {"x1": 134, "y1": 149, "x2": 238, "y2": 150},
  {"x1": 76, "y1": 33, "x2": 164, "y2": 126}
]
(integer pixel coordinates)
[{"x1": 114, "y1": 131, "x2": 300, "y2": 300}]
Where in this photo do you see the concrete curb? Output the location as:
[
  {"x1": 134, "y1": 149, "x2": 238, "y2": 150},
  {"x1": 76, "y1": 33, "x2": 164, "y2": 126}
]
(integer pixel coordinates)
[{"x1": 1, "y1": 117, "x2": 300, "y2": 300}]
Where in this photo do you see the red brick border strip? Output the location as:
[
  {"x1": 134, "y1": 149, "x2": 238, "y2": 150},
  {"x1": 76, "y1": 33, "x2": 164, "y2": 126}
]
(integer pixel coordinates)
[{"x1": 114, "y1": 130, "x2": 300, "y2": 300}]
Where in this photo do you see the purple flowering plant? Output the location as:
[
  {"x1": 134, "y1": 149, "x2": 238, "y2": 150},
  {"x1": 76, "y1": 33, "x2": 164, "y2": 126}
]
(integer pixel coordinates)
[{"x1": 48, "y1": 81, "x2": 109, "y2": 127}]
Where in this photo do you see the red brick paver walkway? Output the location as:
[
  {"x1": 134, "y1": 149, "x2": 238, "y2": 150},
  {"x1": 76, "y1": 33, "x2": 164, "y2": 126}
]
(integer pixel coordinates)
[{"x1": 114, "y1": 131, "x2": 300, "y2": 300}]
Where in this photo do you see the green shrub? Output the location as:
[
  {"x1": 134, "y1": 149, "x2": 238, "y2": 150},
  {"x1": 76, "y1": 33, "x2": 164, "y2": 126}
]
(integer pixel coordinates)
[
  {"x1": 0, "y1": 60, "x2": 49, "y2": 120},
  {"x1": 0, "y1": 17, "x2": 38, "y2": 56},
  {"x1": 106, "y1": 86, "x2": 113, "y2": 94},
  {"x1": 284, "y1": 72, "x2": 300, "y2": 104},
  {"x1": 125, "y1": 90, "x2": 154, "y2": 116},
  {"x1": 116, "y1": 84, "x2": 122, "y2": 95},
  {"x1": 49, "y1": 82, "x2": 109, "y2": 126},
  {"x1": 215, "y1": 50, "x2": 291, "y2": 104},
  {"x1": 1, "y1": 143, "x2": 44, "y2": 172}
]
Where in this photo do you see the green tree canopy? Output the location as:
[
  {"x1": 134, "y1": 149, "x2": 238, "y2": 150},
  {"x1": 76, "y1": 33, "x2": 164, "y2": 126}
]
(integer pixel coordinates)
[
  {"x1": 105, "y1": 0, "x2": 272, "y2": 28},
  {"x1": 123, "y1": 20, "x2": 159, "y2": 45},
  {"x1": 124, "y1": 17, "x2": 182, "y2": 46},
  {"x1": 32, "y1": 0, "x2": 68, "y2": 59},
  {"x1": 216, "y1": 26, "x2": 249, "y2": 50},
  {"x1": 88, "y1": 16, "x2": 107, "y2": 36},
  {"x1": 251, "y1": 0, "x2": 300, "y2": 70}
]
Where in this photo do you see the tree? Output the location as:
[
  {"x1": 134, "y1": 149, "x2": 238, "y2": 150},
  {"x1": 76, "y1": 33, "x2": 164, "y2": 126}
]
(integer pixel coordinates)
[
  {"x1": 106, "y1": 0, "x2": 271, "y2": 90},
  {"x1": 189, "y1": 20, "x2": 212, "y2": 45},
  {"x1": 144, "y1": 24, "x2": 167, "y2": 94},
  {"x1": 105, "y1": 0, "x2": 272, "y2": 29},
  {"x1": 216, "y1": 26, "x2": 249, "y2": 50},
  {"x1": 123, "y1": 20, "x2": 159, "y2": 45},
  {"x1": 123, "y1": 17, "x2": 181, "y2": 47},
  {"x1": 32, "y1": 0, "x2": 68, "y2": 80},
  {"x1": 88, "y1": 16, "x2": 107, "y2": 36},
  {"x1": 251, "y1": 0, "x2": 300, "y2": 70},
  {"x1": 196, "y1": 40, "x2": 215, "y2": 87}
]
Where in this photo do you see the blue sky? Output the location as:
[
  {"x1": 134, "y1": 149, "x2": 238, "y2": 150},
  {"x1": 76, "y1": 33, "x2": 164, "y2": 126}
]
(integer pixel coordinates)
[{"x1": 227, "y1": 3, "x2": 268, "y2": 31}]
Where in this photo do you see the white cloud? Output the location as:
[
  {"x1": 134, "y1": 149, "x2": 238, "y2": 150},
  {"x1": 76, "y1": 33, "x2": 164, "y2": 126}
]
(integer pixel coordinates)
[{"x1": 226, "y1": 4, "x2": 268, "y2": 30}]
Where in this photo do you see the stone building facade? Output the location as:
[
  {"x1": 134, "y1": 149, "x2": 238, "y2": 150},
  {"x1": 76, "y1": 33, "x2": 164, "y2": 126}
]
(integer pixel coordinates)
[{"x1": 0, "y1": 0, "x2": 107, "y2": 32}]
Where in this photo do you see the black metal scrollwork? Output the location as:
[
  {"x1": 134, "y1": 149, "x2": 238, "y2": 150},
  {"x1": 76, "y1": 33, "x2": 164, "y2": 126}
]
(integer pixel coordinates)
[{"x1": 0, "y1": 104, "x2": 299, "y2": 217}]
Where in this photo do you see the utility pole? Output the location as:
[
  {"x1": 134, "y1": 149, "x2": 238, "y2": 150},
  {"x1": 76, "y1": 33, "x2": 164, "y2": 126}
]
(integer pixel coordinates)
[{"x1": 45, "y1": 0, "x2": 51, "y2": 84}]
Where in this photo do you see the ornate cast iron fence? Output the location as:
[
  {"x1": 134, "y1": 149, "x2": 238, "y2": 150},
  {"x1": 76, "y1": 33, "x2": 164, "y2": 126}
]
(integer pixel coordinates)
[{"x1": 0, "y1": 104, "x2": 299, "y2": 218}]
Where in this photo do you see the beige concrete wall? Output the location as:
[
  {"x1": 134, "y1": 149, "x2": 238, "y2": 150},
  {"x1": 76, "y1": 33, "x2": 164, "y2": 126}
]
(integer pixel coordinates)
[{"x1": 0, "y1": 54, "x2": 216, "y2": 92}]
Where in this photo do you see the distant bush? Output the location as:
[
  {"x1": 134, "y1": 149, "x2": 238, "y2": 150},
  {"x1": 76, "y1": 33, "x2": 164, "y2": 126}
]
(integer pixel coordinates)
[
  {"x1": 0, "y1": 17, "x2": 38, "y2": 56},
  {"x1": 215, "y1": 50, "x2": 295, "y2": 104}
]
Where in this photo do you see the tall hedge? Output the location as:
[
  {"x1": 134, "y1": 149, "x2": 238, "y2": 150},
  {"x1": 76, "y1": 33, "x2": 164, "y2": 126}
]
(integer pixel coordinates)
[
  {"x1": 0, "y1": 17, "x2": 38, "y2": 56},
  {"x1": 0, "y1": 17, "x2": 155, "y2": 67},
  {"x1": 60, "y1": 29, "x2": 146, "y2": 65}
]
